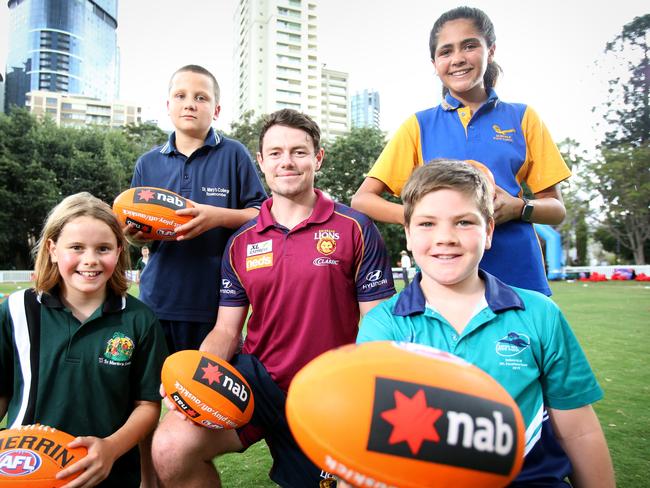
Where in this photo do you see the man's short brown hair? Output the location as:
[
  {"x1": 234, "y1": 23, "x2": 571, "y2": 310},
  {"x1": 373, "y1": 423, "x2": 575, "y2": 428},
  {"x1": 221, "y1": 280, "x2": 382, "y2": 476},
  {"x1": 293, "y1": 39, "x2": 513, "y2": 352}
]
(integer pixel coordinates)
[{"x1": 258, "y1": 109, "x2": 321, "y2": 154}]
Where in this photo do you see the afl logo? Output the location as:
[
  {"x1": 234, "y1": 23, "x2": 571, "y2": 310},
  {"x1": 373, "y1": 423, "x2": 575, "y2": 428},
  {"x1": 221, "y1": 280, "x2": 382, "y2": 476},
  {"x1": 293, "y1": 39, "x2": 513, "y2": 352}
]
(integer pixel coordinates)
[
  {"x1": 157, "y1": 228, "x2": 176, "y2": 237},
  {"x1": 366, "y1": 270, "x2": 383, "y2": 282},
  {"x1": 0, "y1": 449, "x2": 42, "y2": 476},
  {"x1": 316, "y1": 237, "x2": 336, "y2": 256}
]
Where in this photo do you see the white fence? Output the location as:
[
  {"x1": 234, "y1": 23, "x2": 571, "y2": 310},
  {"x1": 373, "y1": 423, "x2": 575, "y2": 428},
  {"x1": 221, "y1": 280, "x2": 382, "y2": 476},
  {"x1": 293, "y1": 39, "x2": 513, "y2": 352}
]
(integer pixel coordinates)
[
  {"x1": 563, "y1": 265, "x2": 650, "y2": 279},
  {"x1": 0, "y1": 270, "x2": 34, "y2": 283},
  {"x1": 3, "y1": 266, "x2": 649, "y2": 284},
  {"x1": 0, "y1": 270, "x2": 140, "y2": 283}
]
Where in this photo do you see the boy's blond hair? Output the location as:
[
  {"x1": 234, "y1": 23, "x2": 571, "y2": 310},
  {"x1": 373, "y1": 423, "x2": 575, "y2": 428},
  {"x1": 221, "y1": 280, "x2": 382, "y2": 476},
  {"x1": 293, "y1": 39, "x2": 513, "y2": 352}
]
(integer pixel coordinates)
[
  {"x1": 403, "y1": 159, "x2": 494, "y2": 225},
  {"x1": 33, "y1": 192, "x2": 131, "y2": 296},
  {"x1": 168, "y1": 64, "x2": 220, "y2": 105}
]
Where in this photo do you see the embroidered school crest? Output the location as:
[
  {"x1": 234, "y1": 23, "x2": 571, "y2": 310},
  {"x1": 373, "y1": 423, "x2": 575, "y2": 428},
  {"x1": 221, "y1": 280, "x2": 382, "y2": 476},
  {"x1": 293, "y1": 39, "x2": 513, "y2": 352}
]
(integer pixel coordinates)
[{"x1": 104, "y1": 332, "x2": 135, "y2": 362}]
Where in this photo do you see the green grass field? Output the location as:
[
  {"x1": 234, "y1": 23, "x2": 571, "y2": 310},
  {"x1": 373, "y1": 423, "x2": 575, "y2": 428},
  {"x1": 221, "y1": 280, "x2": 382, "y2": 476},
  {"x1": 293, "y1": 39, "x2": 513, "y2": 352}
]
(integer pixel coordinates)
[{"x1": 1, "y1": 280, "x2": 648, "y2": 486}]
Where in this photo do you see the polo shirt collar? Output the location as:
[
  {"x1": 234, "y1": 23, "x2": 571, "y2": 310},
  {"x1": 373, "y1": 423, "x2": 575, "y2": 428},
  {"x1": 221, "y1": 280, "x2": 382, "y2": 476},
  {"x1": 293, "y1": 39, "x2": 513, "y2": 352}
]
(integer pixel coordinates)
[
  {"x1": 39, "y1": 286, "x2": 126, "y2": 313},
  {"x1": 392, "y1": 269, "x2": 524, "y2": 316},
  {"x1": 256, "y1": 188, "x2": 335, "y2": 232},
  {"x1": 441, "y1": 88, "x2": 499, "y2": 111},
  {"x1": 159, "y1": 127, "x2": 221, "y2": 155}
]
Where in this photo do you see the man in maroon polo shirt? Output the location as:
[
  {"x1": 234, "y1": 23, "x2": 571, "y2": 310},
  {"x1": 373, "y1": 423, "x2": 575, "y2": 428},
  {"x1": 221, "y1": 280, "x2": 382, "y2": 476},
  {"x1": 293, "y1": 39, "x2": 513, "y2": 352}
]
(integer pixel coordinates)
[{"x1": 152, "y1": 109, "x2": 395, "y2": 488}]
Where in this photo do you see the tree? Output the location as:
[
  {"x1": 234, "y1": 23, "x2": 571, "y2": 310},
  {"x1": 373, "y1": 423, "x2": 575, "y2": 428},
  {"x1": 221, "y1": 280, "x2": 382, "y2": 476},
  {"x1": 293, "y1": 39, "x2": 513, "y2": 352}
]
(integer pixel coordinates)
[
  {"x1": 0, "y1": 110, "x2": 165, "y2": 268},
  {"x1": 320, "y1": 127, "x2": 406, "y2": 260},
  {"x1": 588, "y1": 14, "x2": 650, "y2": 264},
  {"x1": 227, "y1": 110, "x2": 266, "y2": 161},
  {"x1": 0, "y1": 109, "x2": 59, "y2": 268},
  {"x1": 557, "y1": 138, "x2": 592, "y2": 266}
]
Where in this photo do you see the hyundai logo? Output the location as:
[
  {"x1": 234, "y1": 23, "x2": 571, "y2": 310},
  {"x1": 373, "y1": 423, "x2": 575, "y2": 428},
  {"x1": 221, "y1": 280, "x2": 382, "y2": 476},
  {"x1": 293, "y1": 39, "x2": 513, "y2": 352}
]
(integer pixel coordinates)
[{"x1": 366, "y1": 270, "x2": 383, "y2": 282}]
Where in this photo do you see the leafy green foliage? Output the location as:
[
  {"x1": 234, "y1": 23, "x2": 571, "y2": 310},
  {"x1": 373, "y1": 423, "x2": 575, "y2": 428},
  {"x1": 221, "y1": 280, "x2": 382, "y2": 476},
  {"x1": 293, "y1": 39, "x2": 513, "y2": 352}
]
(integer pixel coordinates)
[
  {"x1": 557, "y1": 138, "x2": 592, "y2": 265},
  {"x1": 0, "y1": 109, "x2": 167, "y2": 268},
  {"x1": 588, "y1": 14, "x2": 650, "y2": 264}
]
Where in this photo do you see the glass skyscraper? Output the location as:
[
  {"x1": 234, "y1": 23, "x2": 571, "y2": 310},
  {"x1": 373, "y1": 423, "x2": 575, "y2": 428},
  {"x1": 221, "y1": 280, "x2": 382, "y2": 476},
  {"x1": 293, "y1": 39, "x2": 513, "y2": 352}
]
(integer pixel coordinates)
[
  {"x1": 351, "y1": 89, "x2": 380, "y2": 129},
  {"x1": 5, "y1": 0, "x2": 119, "y2": 112}
]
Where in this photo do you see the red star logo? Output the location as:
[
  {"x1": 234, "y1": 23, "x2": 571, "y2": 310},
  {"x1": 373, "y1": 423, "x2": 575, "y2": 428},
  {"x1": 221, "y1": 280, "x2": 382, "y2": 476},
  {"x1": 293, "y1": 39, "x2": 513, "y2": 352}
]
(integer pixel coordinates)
[
  {"x1": 186, "y1": 408, "x2": 196, "y2": 416},
  {"x1": 137, "y1": 189, "x2": 156, "y2": 202},
  {"x1": 201, "y1": 363, "x2": 223, "y2": 385},
  {"x1": 380, "y1": 389, "x2": 443, "y2": 455}
]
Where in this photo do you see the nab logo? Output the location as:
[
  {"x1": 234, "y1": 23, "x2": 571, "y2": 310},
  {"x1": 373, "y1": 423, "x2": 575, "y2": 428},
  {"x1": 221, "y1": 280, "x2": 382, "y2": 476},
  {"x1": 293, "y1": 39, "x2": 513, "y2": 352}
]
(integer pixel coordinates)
[
  {"x1": 366, "y1": 270, "x2": 383, "y2": 282},
  {"x1": 192, "y1": 357, "x2": 251, "y2": 412},
  {"x1": 134, "y1": 188, "x2": 189, "y2": 210},
  {"x1": 0, "y1": 449, "x2": 42, "y2": 476},
  {"x1": 367, "y1": 378, "x2": 518, "y2": 476}
]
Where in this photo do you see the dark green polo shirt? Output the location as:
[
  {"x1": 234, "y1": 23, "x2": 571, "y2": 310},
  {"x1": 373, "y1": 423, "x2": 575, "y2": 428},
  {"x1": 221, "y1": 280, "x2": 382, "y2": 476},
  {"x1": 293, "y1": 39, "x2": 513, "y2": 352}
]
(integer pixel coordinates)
[{"x1": 0, "y1": 288, "x2": 168, "y2": 486}]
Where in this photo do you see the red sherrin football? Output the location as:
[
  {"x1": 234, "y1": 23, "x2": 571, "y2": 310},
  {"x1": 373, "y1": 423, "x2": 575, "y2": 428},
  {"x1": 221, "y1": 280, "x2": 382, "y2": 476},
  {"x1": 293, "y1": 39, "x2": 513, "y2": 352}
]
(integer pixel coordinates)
[
  {"x1": 286, "y1": 341, "x2": 525, "y2": 488},
  {"x1": 0, "y1": 425, "x2": 87, "y2": 486},
  {"x1": 161, "y1": 350, "x2": 255, "y2": 430},
  {"x1": 112, "y1": 187, "x2": 194, "y2": 240}
]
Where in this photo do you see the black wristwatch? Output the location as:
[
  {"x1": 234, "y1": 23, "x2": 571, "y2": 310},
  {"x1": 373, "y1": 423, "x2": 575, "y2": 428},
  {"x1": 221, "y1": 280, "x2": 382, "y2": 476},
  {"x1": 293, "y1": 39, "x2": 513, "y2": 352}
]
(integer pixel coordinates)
[{"x1": 520, "y1": 198, "x2": 534, "y2": 223}]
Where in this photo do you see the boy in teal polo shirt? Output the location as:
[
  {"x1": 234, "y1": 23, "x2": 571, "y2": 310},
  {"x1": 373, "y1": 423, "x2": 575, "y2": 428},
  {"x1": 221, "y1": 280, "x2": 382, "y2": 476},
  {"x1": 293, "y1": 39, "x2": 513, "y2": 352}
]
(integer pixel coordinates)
[{"x1": 357, "y1": 160, "x2": 615, "y2": 487}]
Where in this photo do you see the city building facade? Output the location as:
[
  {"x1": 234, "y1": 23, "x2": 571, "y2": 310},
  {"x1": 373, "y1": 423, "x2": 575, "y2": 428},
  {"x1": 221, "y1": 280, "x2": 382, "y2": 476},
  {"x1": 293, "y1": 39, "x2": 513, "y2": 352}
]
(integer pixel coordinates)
[
  {"x1": 233, "y1": 0, "x2": 321, "y2": 122},
  {"x1": 320, "y1": 66, "x2": 349, "y2": 140},
  {"x1": 26, "y1": 90, "x2": 141, "y2": 128},
  {"x1": 5, "y1": 0, "x2": 119, "y2": 112},
  {"x1": 351, "y1": 89, "x2": 380, "y2": 129},
  {"x1": 233, "y1": 0, "x2": 350, "y2": 139}
]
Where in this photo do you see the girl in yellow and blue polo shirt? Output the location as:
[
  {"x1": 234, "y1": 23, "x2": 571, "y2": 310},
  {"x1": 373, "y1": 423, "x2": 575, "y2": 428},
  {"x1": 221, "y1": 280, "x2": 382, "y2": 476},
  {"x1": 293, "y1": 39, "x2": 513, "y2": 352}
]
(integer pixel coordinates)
[{"x1": 351, "y1": 6, "x2": 570, "y2": 296}]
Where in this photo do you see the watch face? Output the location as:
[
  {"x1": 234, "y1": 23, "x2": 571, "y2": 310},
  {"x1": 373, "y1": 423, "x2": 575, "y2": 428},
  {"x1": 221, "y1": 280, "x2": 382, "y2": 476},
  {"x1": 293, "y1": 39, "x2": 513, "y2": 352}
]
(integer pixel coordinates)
[{"x1": 522, "y1": 203, "x2": 534, "y2": 223}]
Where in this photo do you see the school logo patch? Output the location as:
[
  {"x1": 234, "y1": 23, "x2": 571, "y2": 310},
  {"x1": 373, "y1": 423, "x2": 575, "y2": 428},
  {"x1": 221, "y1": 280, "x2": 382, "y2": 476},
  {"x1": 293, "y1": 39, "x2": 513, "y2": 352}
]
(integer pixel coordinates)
[
  {"x1": 103, "y1": 332, "x2": 135, "y2": 362},
  {"x1": 495, "y1": 332, "x2": 531, "y2": 357},
  {"x1": 367, "y1": 378, "x2": 518, "y2": 475},
  {"x1": 492, "y1": 124, "x2": 515, "y2": 142}
]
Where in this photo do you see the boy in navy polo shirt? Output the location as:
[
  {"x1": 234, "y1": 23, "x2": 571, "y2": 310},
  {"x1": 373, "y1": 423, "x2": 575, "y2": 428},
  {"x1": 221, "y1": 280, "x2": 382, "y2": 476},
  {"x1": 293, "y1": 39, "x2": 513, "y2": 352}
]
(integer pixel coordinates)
[
  {"x1": 152, "y1": 109, "x2": 396, "y2": 487},
  {"x1": 129, "y1": 65, "x2": 266, "y2": 354},
  {"x1": 357, "y1": 161, "x2": 614, "y2": 487}
]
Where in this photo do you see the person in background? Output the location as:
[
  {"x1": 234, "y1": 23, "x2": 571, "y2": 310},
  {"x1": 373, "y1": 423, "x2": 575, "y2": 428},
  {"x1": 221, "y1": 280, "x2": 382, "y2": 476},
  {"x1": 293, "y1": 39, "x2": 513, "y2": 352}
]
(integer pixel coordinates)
[
  {"x1": 400, "y1": 249, "x2": 412, "y2": 285},
  {"x1": 134, "y1": 245, "x2": 149, "y2": 284}
]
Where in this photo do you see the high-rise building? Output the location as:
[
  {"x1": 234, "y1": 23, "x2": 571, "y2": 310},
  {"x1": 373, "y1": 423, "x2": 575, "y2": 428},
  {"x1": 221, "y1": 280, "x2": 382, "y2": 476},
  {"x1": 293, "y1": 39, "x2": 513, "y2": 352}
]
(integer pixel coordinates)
[
  {"x1": 5, "y1": 0, "x2": 119, "y2": 112},
  {"x1": 233, "y1": 0, "x2": 321, "y2": 122},
  {"x1": 320, "y1": 66, "x2": 349, "y2": 140},
  {"x1": 26, "y1": 90, "x2": 141, "y2": 128},
  {"x1": 350, "y1": 89, "x2": 380, "y2": 129}
]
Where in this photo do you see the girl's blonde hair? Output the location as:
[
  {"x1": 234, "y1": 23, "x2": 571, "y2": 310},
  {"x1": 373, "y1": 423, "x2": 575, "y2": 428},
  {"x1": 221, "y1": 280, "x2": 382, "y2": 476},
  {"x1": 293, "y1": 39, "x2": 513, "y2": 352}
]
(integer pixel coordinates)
[{"x1": 33, "y1": 192, "x2": 130, "y2": 296}]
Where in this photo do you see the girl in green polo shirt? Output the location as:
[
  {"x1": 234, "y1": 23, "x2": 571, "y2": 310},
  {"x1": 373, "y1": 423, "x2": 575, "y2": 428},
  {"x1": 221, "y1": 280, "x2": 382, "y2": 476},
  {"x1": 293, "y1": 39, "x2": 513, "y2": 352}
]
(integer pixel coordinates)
[{"x1": 0, "y1": 192, "x2": 167, "y2": 487}]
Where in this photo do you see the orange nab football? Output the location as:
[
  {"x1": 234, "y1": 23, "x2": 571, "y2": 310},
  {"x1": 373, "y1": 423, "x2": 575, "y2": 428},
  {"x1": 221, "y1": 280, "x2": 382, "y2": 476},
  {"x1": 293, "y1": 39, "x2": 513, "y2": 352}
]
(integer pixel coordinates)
[
  {"x1": 161, "y1": 350, "x2": 255, "y2": 430},
  {"x1": 286, "y1": 341, "x2": 525, "y2": 488},
  {"x1": 0, "y1": 425, "x2": 87, "y2": 487},
  {"x1": 112, "y1": 187, "x2": 194, "y2": 240}
]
